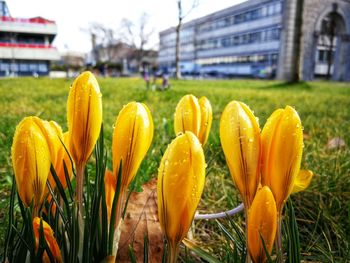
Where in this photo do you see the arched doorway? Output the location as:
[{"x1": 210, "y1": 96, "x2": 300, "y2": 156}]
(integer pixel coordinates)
[{"x1": 314, "y1": 4, "x2": 347, "y2": 80}]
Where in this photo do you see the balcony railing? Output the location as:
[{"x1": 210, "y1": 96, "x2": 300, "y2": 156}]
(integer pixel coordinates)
[
  {"x1": 0, "y1": 42, "x2": 54, "y2": 49},
  {"x1": 0, "y1": 16, "x2": 55, "y2": 25}
]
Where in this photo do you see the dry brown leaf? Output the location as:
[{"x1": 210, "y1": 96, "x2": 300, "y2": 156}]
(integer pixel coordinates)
[{"x1": 116, "y1": 178, "x2": 164, "y2": 263}]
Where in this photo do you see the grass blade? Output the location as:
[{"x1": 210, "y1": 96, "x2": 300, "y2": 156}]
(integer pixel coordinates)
[{"x1": 183, "y1": 238, "x2": 221, "y2": 263}]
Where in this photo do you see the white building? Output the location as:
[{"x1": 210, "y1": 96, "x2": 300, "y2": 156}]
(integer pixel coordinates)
[
  {"x1": 159, "y1": 0, "x2": 350, "y2": 81},
  {"x1": 0, "y1": 1, "x2": 60, "y2": 76}
]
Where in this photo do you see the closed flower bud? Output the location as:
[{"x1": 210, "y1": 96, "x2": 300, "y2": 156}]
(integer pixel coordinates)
[
  {"x1": 67, "y1": 71, "x2": 102, "y2": 169},
  {"x1": 11, "y1": 117, "x2": 51, "y2": 208},
  {"x1": 104, "y1": 169, "x2": 116, "y2": 222},
  {"x1": 33, "y1": 217, "x2": 62, "y2": 263},
  {"x1": 198, "y1": 96, "x2": 213, "y2": 146},
  {"x1": 112, "y1": 102, "x2": 153, "y2": 190},
  {"x1": 220, "y1": 101, "x2": 261, "y2": 208},
  {"x1": 174, "y1": 94, "x2": 201, "y2": 137},
  {"x1": 248, "y1": 186, "x2": 277, "y2": 263},
  {"x1": 157, "y1": 131, "x2": 206, "y2": 262},
  {"x1": 261, "y1": 106, "x2": 303, "y2": 212}
]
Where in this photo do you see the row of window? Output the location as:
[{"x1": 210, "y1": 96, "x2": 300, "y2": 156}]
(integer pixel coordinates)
[
  {"x1": 0, "y1": 60, "x2": 48, "y2": 72},
  {"x1": 199, "y1": 27, "x2": 281, "y2": 50},
  {"x1": 198, "y1": 1, "x2": 282, "y2": 32},
  {"x1": 196, "y1": 53, "x2": 278, "y2": 65}
]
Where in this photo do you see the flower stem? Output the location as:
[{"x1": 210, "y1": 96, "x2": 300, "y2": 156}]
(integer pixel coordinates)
[
  {"x1": 167, "y1": 242, "x2": 179, "y2": 263},
  {"x1": 275, "y1": 210, "x2": 283, "y2": 262},
  {"x1": 76, "y1": 164, "x2": 85, "y2": 262},
  {"x1": 245, "y1": 208, "x2": 251, "y2": 263}
]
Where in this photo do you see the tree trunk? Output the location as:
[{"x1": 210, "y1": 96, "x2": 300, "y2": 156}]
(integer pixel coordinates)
[{"x1": 291, "y1": 0, "x2": 304, "y2": 82}]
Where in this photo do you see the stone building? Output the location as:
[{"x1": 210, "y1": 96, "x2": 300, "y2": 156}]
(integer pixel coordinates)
[
  {"x1": 158, "y1": 0, "x2": 350, "y2": 81},
  {"x1": 279, "y1": 0, "x2": 350, "y2": 81}
]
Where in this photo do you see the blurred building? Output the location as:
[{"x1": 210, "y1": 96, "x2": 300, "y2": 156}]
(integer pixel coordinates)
[
  {"x1": 0, "y1": 1, "x2": 59, "y2": 76},
  {"x1": 158, "y1": 0, "x2": 350, "y2": 81},
  {"x1": 91, "y1": 41, "x2": 158, "y2": 74}
]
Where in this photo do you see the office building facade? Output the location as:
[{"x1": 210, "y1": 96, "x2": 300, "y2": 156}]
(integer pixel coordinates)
[
  {"x1": 0, "y1": 1, "x2": 60, "y2": 76},
  {"x1": 158, "y1": 0, "x2": 350, "y2": 81}
]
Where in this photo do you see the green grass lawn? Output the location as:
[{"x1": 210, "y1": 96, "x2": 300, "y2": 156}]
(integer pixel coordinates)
[{"x1": 0, "y1": 77, "x2": 349, "y2": 261}]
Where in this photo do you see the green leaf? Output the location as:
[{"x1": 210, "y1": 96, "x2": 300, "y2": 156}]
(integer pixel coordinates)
[
  {"x1": 3, "y1": 176, "x2": 16, "y2": 261},
  {"x1": 285, "y1": 199, "x2": 301, "y2": 263},
  {"x1": 108, "y1": 160, "x2": 123, "y2": 255},
  {"x1": 128, "y1": 244, "x2": 138, "y2": 263}
]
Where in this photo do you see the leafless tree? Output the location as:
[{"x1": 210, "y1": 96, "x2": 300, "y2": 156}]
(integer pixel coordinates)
[
  {"x1": 119, "y1": 13, "x2": 155, "y2": 72},
  {"x1": 83, "y1": 22, "x2": 119, "y2": 63},
  {"x1": 175, "y1": 0, "x2": 199, "y2": 79}
]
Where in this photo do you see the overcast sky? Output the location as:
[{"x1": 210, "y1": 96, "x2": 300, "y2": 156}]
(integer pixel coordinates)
[{"x1": 6, "y1": 0, "x2": 245, "y2": 53}]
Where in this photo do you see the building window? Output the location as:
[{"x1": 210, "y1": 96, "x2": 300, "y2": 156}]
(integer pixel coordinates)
[
  {"x1": 38, "y1": 63, "x2": 48, "y2": 72},
  {"x1": 0, "y1": 61, "x2": 10, "y2": 71},
  {"x1": 10, "y1": 63, "x2": 18, "y2": 72}
]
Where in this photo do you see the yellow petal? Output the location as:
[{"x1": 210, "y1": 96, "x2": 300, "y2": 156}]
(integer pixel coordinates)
[
  {"x1": 220, "y1": 101, "x2": 261, "y2": 208},
  {"x1": 67, "y1": 71, "x2": 102, "y2": 168},
  {"x1": 261, "y1": 106, "x2": 303, "y2": 212},
  {"x1": 53, "y1": 131, "x2": 73, "y2": 189},
  {"x1": 11, "y1": 117, "x2": 51, "y2": 208},
  {"x1": 112, "y1": 102, "x2": 154, "y2": 190},
  {"x1": 174, "y1": 94, "x2": 201, "y2": 137},
  {"x1": 157, "y1": 131, "x2": 206, "y2": 248},
  {"x1": 198, "y1": 96, "x2": 213, "y2": 146},
  {"x1": 31, "y1": 118, "x2": 65, "y2": 192},
  {"x1": 292, "y1": 169, "x2": 313, "y2": 194},
  {"x1": 32, "y1": 117, "x2": 63, "y2": 167},
  {"x1": 33, "y1": 217, "x2": 62, "y2": 263},
  {"x1": 248, "y1": 186, "x2": 277, "y2": 263}
]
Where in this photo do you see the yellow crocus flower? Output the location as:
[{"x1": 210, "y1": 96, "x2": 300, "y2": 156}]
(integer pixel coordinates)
[
  {"x1": 220, "y1": 101, "x2": 261, "y2": 208},
  {"x1": 112, "y1": 102, "x2": 154, "y2": 191},
  {"x1": 248, "y1": 186, "x2": 277, "y2": 263},
  {"x1": 157, "y1": 131, "x2": 206, "y2": 263},
  {"x1": 174, "y1": 94, "x2": 201, "y2": 137},
  {"x1": 261, "y1": 106, "x2": 303, "y2": 212},
  {"x1": 11, "y1": 117, "x2": 51, "y2": 210},
  {"x1": 33, "y1": 217, "x2": 62, "y2": 263},
  {"x1": 198, "y1": 96, "x2": 213, "y2": 146},
  {"x1": 67, "y1": 71, "x2": 102, "y2": 169},
  {"x1": 67, "y1": 71, "x2": 102, "y2": 209}
]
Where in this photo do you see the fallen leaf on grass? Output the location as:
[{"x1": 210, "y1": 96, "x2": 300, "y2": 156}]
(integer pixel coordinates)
[{"x1": 117, "y1": 178, "x2": 163, "y2": 263}]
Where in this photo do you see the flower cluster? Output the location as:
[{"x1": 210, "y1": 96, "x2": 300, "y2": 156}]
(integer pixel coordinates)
[{"x1": 6, "y1": 72, "x2": 312, "y2": 263}]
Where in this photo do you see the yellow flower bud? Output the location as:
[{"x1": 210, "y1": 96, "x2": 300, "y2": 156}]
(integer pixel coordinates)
[
  {"x1": 11, "y1": 117, "x2": 51, "y2": 208},
  {"x1": 220, "y1": 101, "x2": 261, "y2": 208},
  {"x1": 261, "y1": 106, "x2": 303, "y2": 212},
  {"x1": 104, "y1": 169, "x2": 116, "y2": 222},
  {"x1": 248, "y1": 186, "x2": 277, "y2": 263},
  {"x1": 67, "y1": 71, "x2": 102, "y2": 168},
  {"x1": 157, "y1": 131, "x2": 205, "y2": 261},
  {"x1": 33, "y1": 217, "x2": 62, "y2": 263},
  {"x1": 292, "y1": 169, "x2": 313, "y2": 194},
  {"x1": 198, "y1": 96, "x2": 213, "y2": 146},
  {"x1": 174, "y1": 94, "x2": 201, "y2": 137},
  {"x1": 112, "y1": 102, "x2": 153, "y2": 190}
]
